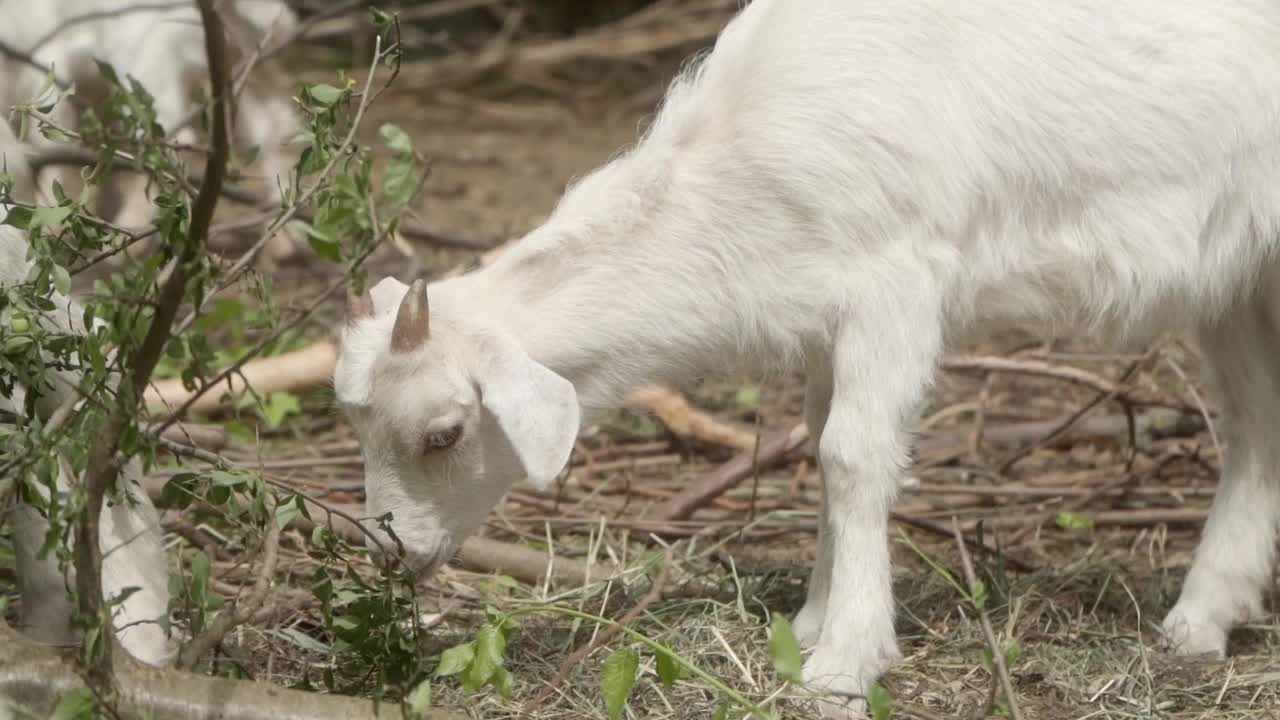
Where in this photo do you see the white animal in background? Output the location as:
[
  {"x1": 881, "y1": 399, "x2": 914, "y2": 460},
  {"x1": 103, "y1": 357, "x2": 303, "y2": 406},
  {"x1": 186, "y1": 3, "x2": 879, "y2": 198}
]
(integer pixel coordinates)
[
  {"x1": 0, "y1": 122, "x2": 176, "y2": 667},
  {"x1": 0, "y1": 0, "x2": 302, "y2": 245},
  {"x1": 336, "y1": 0, "x2": 1280, "y2": 716}
]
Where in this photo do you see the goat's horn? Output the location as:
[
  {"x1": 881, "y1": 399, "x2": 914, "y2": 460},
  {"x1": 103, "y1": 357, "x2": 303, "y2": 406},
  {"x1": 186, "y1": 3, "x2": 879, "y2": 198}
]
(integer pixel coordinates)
[
  {"x1": 346, "y1": 287, "x2": 374, "y2": 323},
  {"x1": 390, "y1": 278, "x2": 430, "y2": 352}
]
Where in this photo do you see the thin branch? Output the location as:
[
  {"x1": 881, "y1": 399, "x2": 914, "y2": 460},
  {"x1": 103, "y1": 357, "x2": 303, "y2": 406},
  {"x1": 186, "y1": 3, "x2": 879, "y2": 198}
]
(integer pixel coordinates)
[
  {"x1": 71, "y1": 0, "x2": 231, "y2": 691},
  {"x1": 175, "y1": 504, "x2": 281, "y2": 669}
]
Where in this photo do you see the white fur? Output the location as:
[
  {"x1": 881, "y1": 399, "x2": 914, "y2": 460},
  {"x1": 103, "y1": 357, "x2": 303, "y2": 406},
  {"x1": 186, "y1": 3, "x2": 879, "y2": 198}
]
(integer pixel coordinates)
[
  {"x1": 336, "y1": 1, "x2": 1280, "y2": 715},
  {"x1": 0, "y1": 122, "x2": 177, "y2": 667}
]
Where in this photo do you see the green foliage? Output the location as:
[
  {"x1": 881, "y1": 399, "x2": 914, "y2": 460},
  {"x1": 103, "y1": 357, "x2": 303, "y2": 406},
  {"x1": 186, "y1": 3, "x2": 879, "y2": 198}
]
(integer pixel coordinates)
[
  {"x1": 768, "y1": 614, "x2": 803, "y2": 684},
  {"x1": 601, "y1": 648, "x2": 639, "y2": 719}
]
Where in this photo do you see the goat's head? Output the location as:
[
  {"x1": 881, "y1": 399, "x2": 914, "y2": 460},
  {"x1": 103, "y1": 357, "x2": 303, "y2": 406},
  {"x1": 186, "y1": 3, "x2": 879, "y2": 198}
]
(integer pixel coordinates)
[{"x1": 334, "y1": 276, "x2": 580, "y2": 576}]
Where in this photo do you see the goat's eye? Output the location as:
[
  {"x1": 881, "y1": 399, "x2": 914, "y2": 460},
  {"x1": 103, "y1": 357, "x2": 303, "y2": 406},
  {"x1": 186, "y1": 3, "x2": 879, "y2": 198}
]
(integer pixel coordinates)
[{"x1": 424, "y1": 425, "x2": 462, "y2": 451}]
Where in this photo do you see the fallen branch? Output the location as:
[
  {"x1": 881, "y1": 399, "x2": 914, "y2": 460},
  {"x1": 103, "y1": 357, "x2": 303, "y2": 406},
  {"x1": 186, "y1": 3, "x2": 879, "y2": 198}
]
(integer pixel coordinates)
[
  {"x1": 625, "y1": 384, "x2": 759, "y2": 451},
  {"x1": 145, "y1": 341, "x2": 337, "y2": 416},
  {"x1": 0, "y1": 621, "x2": 435, "y2": 719},
  {"x1": 651, "y1": 423, "x2": 809, "y2": 521}
]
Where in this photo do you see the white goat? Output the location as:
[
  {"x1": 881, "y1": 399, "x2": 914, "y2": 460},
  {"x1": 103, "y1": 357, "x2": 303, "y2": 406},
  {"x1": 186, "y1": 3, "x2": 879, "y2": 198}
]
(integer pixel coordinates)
[
  {"x1": 0, "y1": 0, "x2": 301, "y2": 243},
  {"x1": 0, "y1": 122, "x2": 176, "y2": 667},
  {"x1": 334, "y1": 1, "x2": 1280, "y2": 715}
]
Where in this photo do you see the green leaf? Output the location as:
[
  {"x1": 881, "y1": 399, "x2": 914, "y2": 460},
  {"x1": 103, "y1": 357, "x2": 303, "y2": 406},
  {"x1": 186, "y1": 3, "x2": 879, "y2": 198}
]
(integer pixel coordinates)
[
  {"x1": 33, "y1": 205, "x2": 72, "y2": 229},
  {"x1": 768, "y1": 614, "x2": 804, "y2": 683},
  {"x1": 51, "y1": 687, "x2": 97, "y2": 720},
  {"x1": 191, "y1": 549, "x2": 210, "y2": 591},
  {"x1": 1055, "y1": 511, "x2": 1094, "y2": 531},
  {"x1": 405, "y1": 678, "x2": 432, "y2": 719},
  {"x1": 655, "y1": 647, "x2": 682, "y2": 688},
  {"x1": 259, "y1": 391, "x2": 302, "y2": 429},
  {"x1": 379, "y1": 123, "x2": 413, "y2": 154},
  {"x1": 491, "y1": 666, "x2": 514, "y2": 698},
  {"x1": 435, "y1": 642, "x2": 475, "y2": 678},
  {"x1": 3, "y1": 205, "x2": 33, "y2": 229},
  {"x1": 601, "y1": 648, "x2": 639, "y2": 720},
  {"x1": 465, "y1": 623, "x2": 506, "y2": 689},
  {"x1": 382, "y1": 155, "x2": 417, "y2": 207},
  {"x1": 51, "y1": 263, "x2": 71, "y2": 297},
  {"x1": 306, "y1": 83, "x2": 344, "y2": 107},
  {"x1": 867, "y1": 683, "x2": 893, "y2": 720}
]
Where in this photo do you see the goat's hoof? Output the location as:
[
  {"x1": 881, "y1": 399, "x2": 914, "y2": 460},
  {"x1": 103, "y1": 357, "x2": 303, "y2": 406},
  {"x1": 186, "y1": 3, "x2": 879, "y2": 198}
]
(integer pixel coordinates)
[
  {"x1": 792, "y1": 603, "x2": 825, "y2": 648},
  {"x1": 801, "y1": 644, "x2": 895, "y2": 720},
  {"x1": 1160, "y1": 607, "x2": 1227, "y2": 658}
]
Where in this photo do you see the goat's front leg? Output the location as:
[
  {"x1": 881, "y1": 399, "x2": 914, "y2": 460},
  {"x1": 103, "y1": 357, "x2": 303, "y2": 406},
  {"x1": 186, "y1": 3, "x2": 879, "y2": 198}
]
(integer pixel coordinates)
[{"x1": 803, "y1": 308, "x2": 941, "y2": 718}]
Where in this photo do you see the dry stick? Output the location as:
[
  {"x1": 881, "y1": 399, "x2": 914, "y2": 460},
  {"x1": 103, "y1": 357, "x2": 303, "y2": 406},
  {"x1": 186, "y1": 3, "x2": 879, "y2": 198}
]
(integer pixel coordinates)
[
  {"x1": 941, "y1": 354, "x2": 1184, "y2": 410},
  {"x1": 652, "y1": 423, "x2": 810, "y2": 521},
  {"x1": 995, "y1": 347, "x2": 1160, "y2": 474},
  {"x1": 70, "y1": 0, "x2": 231, "y2": 693},
  {"x1": 175, "y1": 509, "x2": 282, "y2": 669},
  {"x1": 950, "y1": 518, "x2": 1024, "y2": 720},
  {"x1": 894, "y1": 514, "x2": 1035, "y2": 574},
  {"x1": 528, "y1": 556, "x2": 672, "y2": 709},
  {"x1": 625, "y1": 383, "x2": 759, "y2": 451}
]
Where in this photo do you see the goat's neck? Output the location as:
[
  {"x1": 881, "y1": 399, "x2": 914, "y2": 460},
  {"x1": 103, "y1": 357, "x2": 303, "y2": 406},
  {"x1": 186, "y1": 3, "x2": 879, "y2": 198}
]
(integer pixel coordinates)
[{"x1": 443, "y1": 168, "x2": 726, "y2": 408}]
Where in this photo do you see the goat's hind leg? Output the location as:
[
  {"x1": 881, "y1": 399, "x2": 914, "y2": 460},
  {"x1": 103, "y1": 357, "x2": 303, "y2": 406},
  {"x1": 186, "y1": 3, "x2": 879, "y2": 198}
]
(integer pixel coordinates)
[{"x1": 1162, "y1": 292, "x2": 1280, "y2": 656}]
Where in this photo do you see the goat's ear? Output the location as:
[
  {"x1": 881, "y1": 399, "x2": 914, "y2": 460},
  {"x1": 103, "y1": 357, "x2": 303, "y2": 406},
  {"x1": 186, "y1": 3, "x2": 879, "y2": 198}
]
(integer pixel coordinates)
[{"x1": 477, "y1": 345, "x2": 579, "y2": 491}]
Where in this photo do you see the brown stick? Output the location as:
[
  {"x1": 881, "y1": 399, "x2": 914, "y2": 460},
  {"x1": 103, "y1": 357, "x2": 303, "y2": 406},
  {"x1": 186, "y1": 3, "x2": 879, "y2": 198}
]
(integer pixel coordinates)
[
  {"x1": 625, "y1": 384, "x2": 758, "y2": 451},
  {"x1": 144, "y1": 341, "x2": 337, "y2": 415},
  {"x1": 651, "y1": 423, "x2": 809, "y2": 521}
]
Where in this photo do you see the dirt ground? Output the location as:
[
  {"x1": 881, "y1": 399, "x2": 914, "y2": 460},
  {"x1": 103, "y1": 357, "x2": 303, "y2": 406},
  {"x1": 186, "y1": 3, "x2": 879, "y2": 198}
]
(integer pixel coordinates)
[{"x1": 5, "y1": 10, "x2": 1280, "y2": 720}]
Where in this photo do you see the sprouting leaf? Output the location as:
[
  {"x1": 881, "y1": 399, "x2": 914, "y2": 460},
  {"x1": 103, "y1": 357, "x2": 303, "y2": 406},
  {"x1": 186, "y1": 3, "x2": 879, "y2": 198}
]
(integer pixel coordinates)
[
  {"x1": 1055, "y1": 511, "x2": 1094, "y2": 531},
  {"x1": 382, "y1": 155, "x2": 417, "y2": 207},
  {"x1": 405, "y1": 678, "x2": 432, "y2": 719},
  {"x1": 768, "y1": 614, "x2": 804, "y2": 684},
  {"x1": 1004, "y1": 639, "x2": 1023, "y2": 667},
  {"x1": 971, "y1": 579, "x2": 988, "y2": 610},
  {"x1": 867, "y1": 683, "x2": 893, "y2": 720},
  {"x1": 435, "y1": 642, "x2": 475, "y2": 678},
  {"x1": 655, "y1": 647, "x2": 682, "y2": 688},
  {"x1": 601, "y1": 648, "x2": 639, "y2": 720}
]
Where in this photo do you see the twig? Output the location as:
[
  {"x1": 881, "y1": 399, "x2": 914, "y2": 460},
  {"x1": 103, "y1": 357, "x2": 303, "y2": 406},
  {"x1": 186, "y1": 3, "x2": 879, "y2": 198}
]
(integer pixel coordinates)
[
  {"x1": 175, "y1": 504, "x2": 281, "y2": 669},
  {"x1": 941, "y1": 354, "x2": 1182, "y2": 410},
  {"x1": 893, "y1": 514, "x2": 1034, "y2": 573},
  {"x1": 950, "y1": 518, "x2": 1024, "y2": 720},
  {"x1": 528, "y1": 555, "x2": 671, "y2": 708}
]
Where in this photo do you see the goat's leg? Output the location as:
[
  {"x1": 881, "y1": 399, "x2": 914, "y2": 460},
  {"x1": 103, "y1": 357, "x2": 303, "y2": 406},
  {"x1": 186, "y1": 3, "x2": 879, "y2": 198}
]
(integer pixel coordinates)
[
  {"x1": 803, "y1": 304, "x2": 941, "y2": 717},
  {"x1": 1162, "y1": 294, "x2": 1280, "y2": 656},
  {"x1": 12, "y1": 454, "x2": 176, "y2": 666},
  {"x1": 793, "y1": 349, "x2": 833, "y2": 647}
]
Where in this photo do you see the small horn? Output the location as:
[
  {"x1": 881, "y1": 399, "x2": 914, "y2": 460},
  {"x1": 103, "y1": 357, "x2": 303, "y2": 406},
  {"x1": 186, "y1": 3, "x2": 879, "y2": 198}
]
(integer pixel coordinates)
[
  {"x1": 390, "y1": 278, "x2": 430, "y2": 353},
  {"x1": 346, "y1": 287, "x2": 374, "y2": 323}
]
